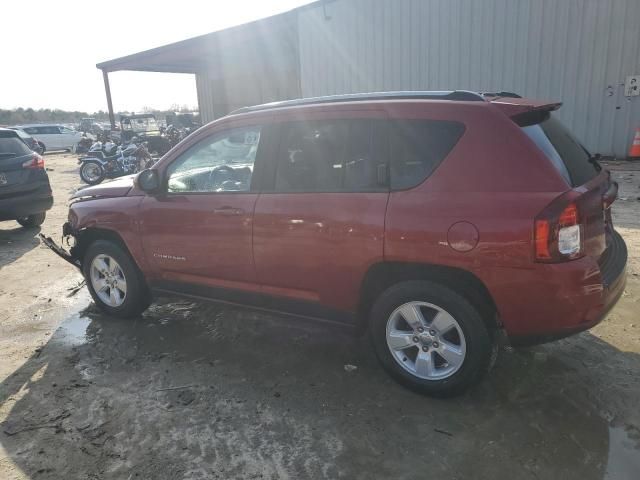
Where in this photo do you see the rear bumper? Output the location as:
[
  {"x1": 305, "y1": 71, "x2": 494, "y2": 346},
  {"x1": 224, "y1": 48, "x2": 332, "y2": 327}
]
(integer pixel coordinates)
[
  {"x1": 0, "y1": 187, "x2": 53, "y2": 221},
  {"x1": 492, "y1": 231, "x2": 627, "y2": 345}
]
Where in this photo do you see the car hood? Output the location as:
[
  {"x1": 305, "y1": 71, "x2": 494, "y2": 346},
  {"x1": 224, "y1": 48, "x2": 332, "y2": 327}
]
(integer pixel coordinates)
[{"x1": 71, "y1": 175, "x2": 139, "y2": 200}]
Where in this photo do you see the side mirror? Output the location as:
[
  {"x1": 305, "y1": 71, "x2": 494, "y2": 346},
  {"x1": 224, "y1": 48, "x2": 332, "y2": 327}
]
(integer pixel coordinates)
[{"x1": 136, "y1": 169, "x2": 161, "y2": 193}]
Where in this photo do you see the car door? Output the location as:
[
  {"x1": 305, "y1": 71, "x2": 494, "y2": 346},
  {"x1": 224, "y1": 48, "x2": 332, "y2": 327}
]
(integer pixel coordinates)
[
  {"x1": 49, "y1": 126, "x2": 66, "y2": 149},
  {"x1": 138, "y1": 124, "x2": 266, "y2": 293},
  {"x1": 29, "y1": 127, "x2": 54, "y2": 150},
  {"x1": 59, "y1": 126, "x2": 77, "y2": 149},
  {"x1": 252, "y1": 113, "x2": 390, "y2": 315}
]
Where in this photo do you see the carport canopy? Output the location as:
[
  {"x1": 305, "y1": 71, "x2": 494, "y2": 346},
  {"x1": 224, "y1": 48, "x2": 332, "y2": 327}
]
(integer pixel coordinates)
[{"x1": 95, "y1": 9, "x2": 301, "y2": 127}]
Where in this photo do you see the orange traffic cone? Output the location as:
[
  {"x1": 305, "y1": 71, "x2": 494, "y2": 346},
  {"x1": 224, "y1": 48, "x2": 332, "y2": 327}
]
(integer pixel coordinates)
[{"x1": 629, "y1": 128, "x2": 640, "y2": 159}]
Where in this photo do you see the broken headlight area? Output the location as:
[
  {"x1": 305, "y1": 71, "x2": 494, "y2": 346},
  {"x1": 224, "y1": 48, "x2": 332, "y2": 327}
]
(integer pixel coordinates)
[{"x1": 39, "y1": 222, "x2": 82, "y2": 269}]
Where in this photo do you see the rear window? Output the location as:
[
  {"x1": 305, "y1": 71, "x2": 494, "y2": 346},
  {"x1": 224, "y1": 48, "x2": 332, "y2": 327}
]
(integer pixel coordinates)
[
  {"x1": 0, "y1": 131, "x2": 32, "y2": 158},
  {"x1": 388, "y1": 120, "x2": 465, "y2": 190},
  {"x1": 522, "y1": 115, "x2": 599, "y2": 187}
]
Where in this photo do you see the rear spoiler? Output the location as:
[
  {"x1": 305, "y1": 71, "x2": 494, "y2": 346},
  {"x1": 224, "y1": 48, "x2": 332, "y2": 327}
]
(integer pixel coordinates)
[{"x1": 488, "y1": 97, "x2": 562, "y2": 127}]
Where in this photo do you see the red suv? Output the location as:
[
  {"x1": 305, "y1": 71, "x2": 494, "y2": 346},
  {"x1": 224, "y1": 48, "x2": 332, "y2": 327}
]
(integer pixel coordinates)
[{"x1": 42, "y1": 91, "x2": 627, "y2": 396}]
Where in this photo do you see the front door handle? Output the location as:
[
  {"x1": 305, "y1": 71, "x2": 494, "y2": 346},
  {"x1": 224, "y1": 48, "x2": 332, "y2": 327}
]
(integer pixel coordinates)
[{"x1": 213, "y1": 206, "x2": 245, "y2": 216}]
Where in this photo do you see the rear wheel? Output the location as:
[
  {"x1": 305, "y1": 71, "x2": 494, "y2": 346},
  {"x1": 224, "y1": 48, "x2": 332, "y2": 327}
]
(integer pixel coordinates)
[
  {"x1": 83, "y1": 240, "x2": 150, "y2": 318},
  {"x1": 80, "y1": 160, "x2": 105, "y2": 185},
  {"x1": 369, "y1": 280, "x2": 493, "y2": 397},
  {"x1": 17, "y1": 212, "x2": 46, "y2": 228}
]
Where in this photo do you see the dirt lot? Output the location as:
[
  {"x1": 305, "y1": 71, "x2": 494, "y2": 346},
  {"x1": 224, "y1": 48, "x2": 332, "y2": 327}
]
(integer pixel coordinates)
[{"x1": 1, "y1": 153, "x2": 639, "y2": 479}]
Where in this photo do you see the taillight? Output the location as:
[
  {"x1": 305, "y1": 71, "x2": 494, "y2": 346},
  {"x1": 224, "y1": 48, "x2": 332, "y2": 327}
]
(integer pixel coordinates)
[
  {"x1": 534, "y1": 201, "x2": 583, "y2": 262},
  {"x1": 22, "y1": 153, "x2": 45, "y2": 169}
]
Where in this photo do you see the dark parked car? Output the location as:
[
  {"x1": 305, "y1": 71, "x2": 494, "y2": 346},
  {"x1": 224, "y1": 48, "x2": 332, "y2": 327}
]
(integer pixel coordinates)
[
  {"x1": 0, "y1": 128, "x2": 52, "y2": 227},
  {"x1": 9, "y1": 127, "x2": 44, "y2": 155},
  {"x1": 41, "y1": 91, "x2": 627, "y2": 396}
]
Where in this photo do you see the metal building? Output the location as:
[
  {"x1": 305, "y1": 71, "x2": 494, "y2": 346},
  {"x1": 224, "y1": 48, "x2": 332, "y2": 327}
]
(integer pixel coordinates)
[{"x1": 98, "y1": 0, "x2": 640, "y2": 157}]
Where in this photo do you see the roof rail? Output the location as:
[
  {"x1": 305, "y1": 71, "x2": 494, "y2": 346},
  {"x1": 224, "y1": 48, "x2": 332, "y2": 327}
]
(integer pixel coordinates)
[{"x1": 230, "y1": 90, "x2": 486, "y2": 115}]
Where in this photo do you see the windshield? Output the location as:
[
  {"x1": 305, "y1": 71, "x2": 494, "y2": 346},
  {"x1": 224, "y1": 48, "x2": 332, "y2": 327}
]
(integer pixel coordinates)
[
  {"x1": 123, "y1": 117, "x2": 159, "y2": 133},
  {"x1": 0, "y1": 132, "x2": 32, "y2": 158},
  {"x1": 522, "y1": 115, "x2": 599, "y2": 187}
]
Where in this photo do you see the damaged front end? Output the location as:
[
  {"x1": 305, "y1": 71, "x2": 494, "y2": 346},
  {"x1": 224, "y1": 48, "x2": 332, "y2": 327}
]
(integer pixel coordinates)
[{"x1": 39, "y1": 222, "x2": 82, "y2": 269}]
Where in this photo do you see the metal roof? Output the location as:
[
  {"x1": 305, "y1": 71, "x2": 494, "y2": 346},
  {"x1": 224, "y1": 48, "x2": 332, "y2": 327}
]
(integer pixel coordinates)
[{"x1": 96, "y1": 1, "x2": 321, "y2": 73}]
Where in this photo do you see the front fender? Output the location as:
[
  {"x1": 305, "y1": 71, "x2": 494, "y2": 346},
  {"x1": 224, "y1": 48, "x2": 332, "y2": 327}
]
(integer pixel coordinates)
[{"x1": 65, "y1": 196, "x2": 148, "y2": 272}]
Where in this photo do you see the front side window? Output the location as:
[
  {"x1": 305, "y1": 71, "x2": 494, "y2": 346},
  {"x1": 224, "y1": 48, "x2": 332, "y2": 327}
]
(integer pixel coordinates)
[
  {"x1": 274, "y1": 119, "x2": 385, "y2": 192},
  {"x1": 167, "y1": 126, "x2": 261, "y2": 193}
]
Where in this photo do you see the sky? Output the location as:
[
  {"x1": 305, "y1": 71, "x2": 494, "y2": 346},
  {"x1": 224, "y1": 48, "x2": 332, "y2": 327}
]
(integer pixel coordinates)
[{"x1": 0, "y1": 0, "x2": 311, "y2": 113}]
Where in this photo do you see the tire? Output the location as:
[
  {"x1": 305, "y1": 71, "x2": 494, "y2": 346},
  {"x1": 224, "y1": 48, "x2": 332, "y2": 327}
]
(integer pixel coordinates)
[
  {"x1": 38, "y1": 142, "x2": 46, "y2": 155},
  {"x1": 369, "y1": 280, "x2": 493, "y2": 397},
  {"x1": 17, "y1": 212, "x2": 46, "y2": 228},
  {"x1": 83, "y1": 240, "x2": 151, "y2": 318},
  {"x1": 80, "y1": 160, "x2": 106, "y2": 185}
]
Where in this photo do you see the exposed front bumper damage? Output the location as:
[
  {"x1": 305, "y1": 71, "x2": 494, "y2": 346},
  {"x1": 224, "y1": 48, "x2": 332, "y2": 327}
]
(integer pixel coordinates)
[{"x1": 39, "y1": 222, "x2": 81, "y2": 269}]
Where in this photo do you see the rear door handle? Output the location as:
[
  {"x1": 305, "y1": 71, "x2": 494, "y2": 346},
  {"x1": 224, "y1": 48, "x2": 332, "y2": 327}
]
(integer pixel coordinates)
[{"x1": 213, "y1": 206, "x2": 245, "y2": 216}]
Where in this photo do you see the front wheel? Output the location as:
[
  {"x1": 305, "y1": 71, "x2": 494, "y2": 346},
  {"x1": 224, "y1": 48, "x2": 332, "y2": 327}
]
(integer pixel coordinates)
[
  {"x1": 80, "y1": 160, "x2": 105, "y2": 185},
  {"x1": 369, "y1": 280, "x2": 493, "y2": 397},
  {"x1": 83, "y1": 240, "x2": 150, "y2": 318}
]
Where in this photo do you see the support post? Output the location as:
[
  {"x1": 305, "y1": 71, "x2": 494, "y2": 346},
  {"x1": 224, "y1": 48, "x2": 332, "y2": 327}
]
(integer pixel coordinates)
[{"x1": 102, "y1": 69, "x2": 116, "y2": 129}]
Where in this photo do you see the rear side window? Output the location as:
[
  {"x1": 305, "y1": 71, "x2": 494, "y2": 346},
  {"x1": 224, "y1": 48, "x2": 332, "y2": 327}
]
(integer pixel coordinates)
[
  {"x1": 13, "y1": 129, "x2": 29, "y2": 139},
  {"x1": 274, "y1": 119, "x2": 386, "y2": 192},
  {"x1": 388, "y1": 120, "x2": 465, "y2": 190},
  {"x1": 522, "y1": 115, "x2": 598, "y2": 187},
  {"x1": 0, "y1": 131, "x2": 32, "y2": 158}
]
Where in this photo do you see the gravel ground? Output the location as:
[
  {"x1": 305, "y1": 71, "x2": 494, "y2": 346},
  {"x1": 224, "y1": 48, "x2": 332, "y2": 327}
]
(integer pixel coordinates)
[{"x1": 0, "y1": 153, "x2": 639, "y2": 479}]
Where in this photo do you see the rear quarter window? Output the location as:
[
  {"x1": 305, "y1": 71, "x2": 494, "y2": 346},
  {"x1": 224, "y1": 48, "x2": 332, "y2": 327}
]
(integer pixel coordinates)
[
  {"x1": 0, "y1": 131, "x2": 32, "y2": 158},
  {"x1": 388, "y1": 120, "x2": 465, "y2": 190}
]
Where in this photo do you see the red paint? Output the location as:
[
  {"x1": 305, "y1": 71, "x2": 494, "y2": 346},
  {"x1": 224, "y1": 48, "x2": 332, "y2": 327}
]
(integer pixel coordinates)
[
  {"x1": 447, "y1": 222, "x2": 479, "y2": 253},
  {"x1": 65, "y1": 96, "x2": 627, "y2": 342}
]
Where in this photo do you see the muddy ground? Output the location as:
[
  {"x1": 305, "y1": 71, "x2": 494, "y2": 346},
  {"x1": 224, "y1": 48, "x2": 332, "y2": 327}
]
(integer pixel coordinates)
[{"x1": 1, "y1": 153, "x2": 639, "y2": 479}]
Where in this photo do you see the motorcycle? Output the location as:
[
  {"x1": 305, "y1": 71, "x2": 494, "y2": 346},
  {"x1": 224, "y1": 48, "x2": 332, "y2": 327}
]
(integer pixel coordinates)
[
  {"x1": 84, "y1": 138, "x2": 119, "y2": 160},
  {"x1": 79, "y1": 141, "x2": 155, "y2": 185},
  {"x1": 74, "y1": 134, "x2": 96, "y2": 154}
]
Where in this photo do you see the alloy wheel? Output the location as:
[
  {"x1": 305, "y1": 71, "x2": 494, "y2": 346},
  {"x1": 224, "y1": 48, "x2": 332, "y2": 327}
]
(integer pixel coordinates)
[
  {"x1": 89, "y1": 254, "x2": 127, "y2": 307},
  {"x1": 386, "y1": 301, "x2": 467, "y2": 380}
]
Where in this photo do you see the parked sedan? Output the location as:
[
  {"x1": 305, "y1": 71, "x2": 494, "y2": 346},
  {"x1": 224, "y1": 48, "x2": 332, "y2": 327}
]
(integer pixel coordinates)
[
  {"x1": 0, "y1": 128, "x2": 53, "y2": 227},
  {"x1": 17, "y1": 124, "x2": 83, "y2": 153},
  {"x1": 8, "y1": 127, "x2": 44, "y2": 155}
]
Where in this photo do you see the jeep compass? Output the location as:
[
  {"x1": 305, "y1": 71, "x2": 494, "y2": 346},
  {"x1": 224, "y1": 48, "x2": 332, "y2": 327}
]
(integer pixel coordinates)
[{"x1": 41, "y1": 91, "x2": 627, "y2": 396}]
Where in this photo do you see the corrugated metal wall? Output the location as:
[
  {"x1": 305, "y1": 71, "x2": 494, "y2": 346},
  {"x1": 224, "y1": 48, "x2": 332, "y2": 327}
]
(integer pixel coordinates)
[
  {"x1": 195, "y1": 12, "x2": 301, "y2": 121},
  {"x1": 298, "y1": 0, "x2": 640, "y2": 157},
  {"x1": 196, "y1": 73, "x2": 215, "y2": 124}
]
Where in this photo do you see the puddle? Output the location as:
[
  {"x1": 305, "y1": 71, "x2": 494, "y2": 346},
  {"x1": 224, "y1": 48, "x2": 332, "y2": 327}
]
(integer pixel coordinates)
[
  {"x1": 605, "y1": 425, "x2": 640, "y2": 479},
  {"x1": 53, "y1": 313, "x2": 91, "y2": 347},
  {"x1": 13, "y1": 293, "x2": 639, "y2": 479}
]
